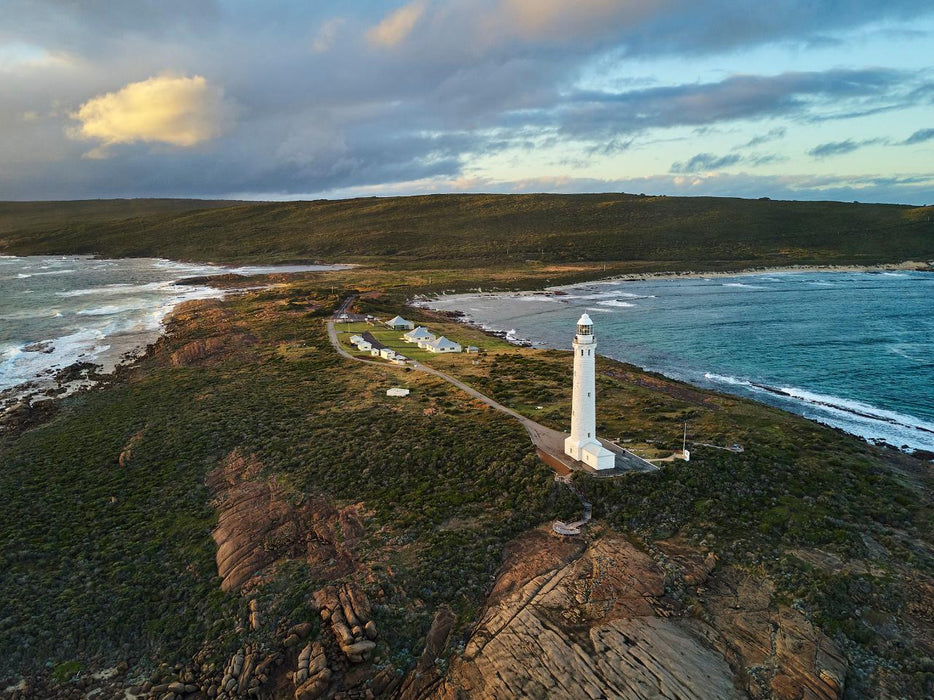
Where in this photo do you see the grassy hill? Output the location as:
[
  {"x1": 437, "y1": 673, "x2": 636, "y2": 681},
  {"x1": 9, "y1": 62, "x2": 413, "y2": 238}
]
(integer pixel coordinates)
[
  {"x1": 0, "y1": 198, "x2": 240, "y2": 239},
  {"x1": 1, "y1": 193, "x2": 932, "y2": 270}
]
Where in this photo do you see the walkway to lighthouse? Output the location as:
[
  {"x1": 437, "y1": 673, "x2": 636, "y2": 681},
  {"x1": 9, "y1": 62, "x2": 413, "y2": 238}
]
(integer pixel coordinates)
[{"x1": 328, "y1": 300, "x2": 657, "y2": 478}]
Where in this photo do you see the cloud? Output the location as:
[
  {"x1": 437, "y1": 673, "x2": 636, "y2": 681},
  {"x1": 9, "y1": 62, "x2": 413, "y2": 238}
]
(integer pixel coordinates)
[
  {"x1": 560, "y1": 69, "x2": 903, "y2": 140},
  {"x1": 367, "y1": 1, "x2": 429, "y2": 48},
  {"x1": 735, "y1": 127, "x2": 787, "y2": 149},
  {"x1": 2, "y1": 2, "x2": 933, "y2": 202},
  {"x1": 808, "y1": 138, "x2": 882, "y2": 158},
  {"x1": 69, "y1": 75, "x2": 232, "y2": 156},
  {"x1": 312, "y1": 17, "x2": 345, "y2": 53},
  {"x1": 748, "y1": 153, "x2": 787, "y2": 166},
  {"x1": 904, "y1": 128, "x2": 934, "y2": 145},
  {"x1": 494, "y1": 0, "x2": 653, "y2": 42},
  {"x1": 671, "y1": 152, "x2": 742, "y2": 173},
  {"x1": 368, "y1": 0, "x2": 934, "y2": 59}
]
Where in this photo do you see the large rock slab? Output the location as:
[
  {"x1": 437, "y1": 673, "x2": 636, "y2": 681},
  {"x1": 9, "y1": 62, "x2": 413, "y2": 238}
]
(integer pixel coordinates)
[{"x1": 439, "y1": 530, "x2": 744, "y2": 700}]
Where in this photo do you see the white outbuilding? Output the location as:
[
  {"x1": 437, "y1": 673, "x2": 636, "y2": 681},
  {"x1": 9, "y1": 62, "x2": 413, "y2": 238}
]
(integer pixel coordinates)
[
  {"x1": 386, "y1": 316, "x2": 415, "y2": 330},
  {"x1": 387, "y1": 387, "x2": 410, "y2": 397},
  {"x1": 425, "y1": 336, "x2": 462, "y2": 353}
]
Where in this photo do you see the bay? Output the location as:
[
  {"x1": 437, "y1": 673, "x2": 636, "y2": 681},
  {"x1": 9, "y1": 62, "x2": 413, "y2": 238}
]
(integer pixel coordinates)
[{"x1": 420, "y1": 271, "x2": 934, "y2": 453}]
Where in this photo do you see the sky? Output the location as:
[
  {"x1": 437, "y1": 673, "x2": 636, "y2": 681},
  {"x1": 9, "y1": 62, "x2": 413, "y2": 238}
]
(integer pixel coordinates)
[{"x1": 1, "y1": 0, "x2": 933, "y2": 204}]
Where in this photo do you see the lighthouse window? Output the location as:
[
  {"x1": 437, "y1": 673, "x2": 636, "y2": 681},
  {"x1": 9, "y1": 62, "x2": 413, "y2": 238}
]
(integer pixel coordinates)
[{"x1": 580, "y1": 349, "x2": 584, "y2": 356}]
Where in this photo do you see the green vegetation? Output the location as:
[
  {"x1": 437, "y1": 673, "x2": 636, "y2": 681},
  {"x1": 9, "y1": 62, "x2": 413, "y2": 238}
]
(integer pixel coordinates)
[
  {"x1": 51, "y1": 661, "x2": 82, "y2": 684},
  {"x1": 356, "y1": 302, "x2": 932, "y2": 697},
  {"x1": 0, "y1": 282, "x2": 577, "y2": 682},
  {"x1": 1, "y1": 195, "x2": 932, "y2": 695},
  {"x1": 1, "y1": 194, "x2": 932, "y2": 271}
]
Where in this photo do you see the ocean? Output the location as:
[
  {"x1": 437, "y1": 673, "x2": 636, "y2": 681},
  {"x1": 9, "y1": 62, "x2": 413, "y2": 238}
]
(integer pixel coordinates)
[
  {"x1": 420, "y1": 271, "x2": 934, "y2": 453},
  {"x1": 0, "y1": 255, "x2": 345, "y2": 402}
]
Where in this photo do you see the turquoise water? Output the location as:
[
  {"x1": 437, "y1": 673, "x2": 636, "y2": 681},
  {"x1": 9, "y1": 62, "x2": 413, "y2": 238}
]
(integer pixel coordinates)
[
  {"x1": 422, "y1": 271, "x2": 934, "y2": 452},
  {"x1": 0, "y1": 255, "x2": 345, "y2": 399}
]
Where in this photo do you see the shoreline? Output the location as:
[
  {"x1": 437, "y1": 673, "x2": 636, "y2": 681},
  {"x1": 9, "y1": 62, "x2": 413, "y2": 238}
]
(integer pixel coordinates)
[
  {"x1": 412, "y1": 268, "x2": 934, "y2": 458},
  {"x1": 0, "y1": 258, "x2": 351, "y2": 432},
  {"x1": 594, "y1": 260, "x2": 932, "y2": 283}
]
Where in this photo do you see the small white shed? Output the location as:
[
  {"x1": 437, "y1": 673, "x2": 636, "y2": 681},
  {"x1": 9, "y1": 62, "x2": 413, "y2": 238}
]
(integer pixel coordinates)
[{"x1": 387, "y1": 387, "x2": 410, "y2": 397}]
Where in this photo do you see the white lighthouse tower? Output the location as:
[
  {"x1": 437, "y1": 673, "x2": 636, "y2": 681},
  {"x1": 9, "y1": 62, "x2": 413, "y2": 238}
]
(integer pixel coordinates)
[{"x1": 564, "y1": 313, "x2": 615, "y2": 470}]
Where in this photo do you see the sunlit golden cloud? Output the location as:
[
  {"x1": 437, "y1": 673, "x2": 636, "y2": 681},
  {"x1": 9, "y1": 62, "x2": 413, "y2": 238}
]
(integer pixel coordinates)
[
  {"x1": 367, "y1": 0, "x2": 429, "y2": 48},
  {"x1": 69, "y1": 75, "x2": 231, "y2": 157},
  {"x1": 496, "y1": 0, "x2": 650, "y2": 41}
]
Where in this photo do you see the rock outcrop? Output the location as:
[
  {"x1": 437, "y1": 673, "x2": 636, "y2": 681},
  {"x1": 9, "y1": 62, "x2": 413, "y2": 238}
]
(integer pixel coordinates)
[
  {"x1": 311, "y1": 583, "x2": 378, "y2": 664},
  {"x1": 696, "y1": 567, "x2": 847, "y2": 700},
  {"x1": 437, "y1": 528, "x2": 744, "y2": 699},
  {"x1": 433, "y1": 526, "x2": 846, "y2": 700},
  {"x1": 206, "y1": 449, "x2": 361, "y2": 592}
]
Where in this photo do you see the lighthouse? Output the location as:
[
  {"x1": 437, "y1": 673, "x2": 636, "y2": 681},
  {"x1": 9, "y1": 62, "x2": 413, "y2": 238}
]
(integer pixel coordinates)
[{"x1": 564, "y1": 313, "x2": 615, "y2": 470}]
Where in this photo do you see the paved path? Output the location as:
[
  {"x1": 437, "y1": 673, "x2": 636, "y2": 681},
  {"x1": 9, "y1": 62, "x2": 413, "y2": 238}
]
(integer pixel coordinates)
[{"x1": 327, "y1": 304, "x2": 656, "y2": 477}]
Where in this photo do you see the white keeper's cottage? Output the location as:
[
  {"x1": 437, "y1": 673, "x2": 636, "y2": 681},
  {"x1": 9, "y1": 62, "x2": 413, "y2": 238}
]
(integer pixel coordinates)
[
  {"x1": 386, "y1": 316, "x2": 415, "y2": 330},
  {"x1": 425, "y1": 336, "x2": 462, "y2": 353},
  {"x1": 403, "y1": 326, "x2": 435, "y2": 343}
]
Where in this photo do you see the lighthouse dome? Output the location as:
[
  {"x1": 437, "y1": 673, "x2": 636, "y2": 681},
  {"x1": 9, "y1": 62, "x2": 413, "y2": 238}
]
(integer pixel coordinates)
[{"x1": 576, "y1": 313, "x2": 594, "y2": 338}]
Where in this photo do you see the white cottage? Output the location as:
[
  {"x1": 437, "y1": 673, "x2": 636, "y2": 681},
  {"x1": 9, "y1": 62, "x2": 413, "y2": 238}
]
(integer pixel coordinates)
[
  {"x1": 403, "y1": 326, "x2": 435, "y2": 343},
  {"x1": 386, "y1": 316, "x2": 415, "y2": 330},
  {"x1": 425, "y1": 336, "x2": 462, "y2": 353}
]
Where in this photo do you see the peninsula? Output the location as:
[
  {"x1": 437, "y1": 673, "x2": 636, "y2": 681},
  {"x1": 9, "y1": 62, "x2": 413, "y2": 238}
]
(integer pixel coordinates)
[{"x1": 0, "y1": 194, "x2": 932, "y2": 700}]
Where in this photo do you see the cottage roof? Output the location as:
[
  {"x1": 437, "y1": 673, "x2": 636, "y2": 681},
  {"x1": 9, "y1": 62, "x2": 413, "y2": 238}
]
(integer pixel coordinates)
[
  {"x1": 404, "y1": 326, "x2": 434, "y2": 339},
  {"x1": 429, "y1": 335, "x2": 460, "y2": 350}
]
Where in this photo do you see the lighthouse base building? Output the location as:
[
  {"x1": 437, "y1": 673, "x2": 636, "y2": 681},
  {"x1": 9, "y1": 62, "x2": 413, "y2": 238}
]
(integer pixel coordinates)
[{"x1": 564, "y1": 313, "x2": 615, "y2": 470}]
